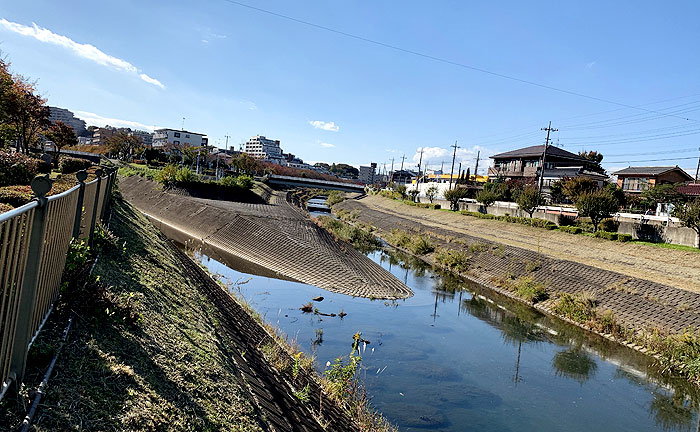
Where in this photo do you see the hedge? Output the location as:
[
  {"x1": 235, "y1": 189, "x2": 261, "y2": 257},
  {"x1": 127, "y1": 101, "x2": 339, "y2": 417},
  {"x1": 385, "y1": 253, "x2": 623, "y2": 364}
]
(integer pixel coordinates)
[
  {"x1": 0, "y1": 203, "x2": 14, "y2": 214},
  {"x1": 559, "y1": 226, "x2": 583, "y2": 235},
  {"x1": 0, "y1": 151, "x2": 49, "y2": 187},
  {"x1": 617, "y1": 233, "x2": 633, "y2": 242},
  {"x1": 0, "y1": 186, "x2": 33, "y2": 207},
  {"x1": 401, "y1": 200, "x2": 441, "y2": 210},
  {"x1": 59, "y1": 157, "x2": 93, "y2": 174},
  {"x1": 594, "y1": 231, "x2": 618, "y2": 241}
]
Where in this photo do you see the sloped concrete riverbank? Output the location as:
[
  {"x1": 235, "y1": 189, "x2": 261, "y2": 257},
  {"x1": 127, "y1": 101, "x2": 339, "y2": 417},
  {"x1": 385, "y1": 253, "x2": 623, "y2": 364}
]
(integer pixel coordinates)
[{"x1": 119, "y1": 176, "x2": 412, "y2": 299}]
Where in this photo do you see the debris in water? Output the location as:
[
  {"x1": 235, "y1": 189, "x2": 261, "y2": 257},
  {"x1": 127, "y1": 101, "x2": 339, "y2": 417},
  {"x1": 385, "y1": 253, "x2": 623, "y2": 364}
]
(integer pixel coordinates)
[
  {"x1": 300, "y1": 302, "x2": 313, "y2": 313},
  {"x1": 312, "y1": 296, "x2": 324, "y2": 302}
]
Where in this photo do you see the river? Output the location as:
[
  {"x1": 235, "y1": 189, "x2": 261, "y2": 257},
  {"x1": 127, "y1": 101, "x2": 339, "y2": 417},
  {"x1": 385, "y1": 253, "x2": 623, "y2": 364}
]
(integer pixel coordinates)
[{"x1": 196, "y1": 246, "x2": 699, "y2": 431}]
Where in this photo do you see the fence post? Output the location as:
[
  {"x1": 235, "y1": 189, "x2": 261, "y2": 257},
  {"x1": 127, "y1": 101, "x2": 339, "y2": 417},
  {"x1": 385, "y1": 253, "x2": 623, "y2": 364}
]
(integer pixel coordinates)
[
  {"x1": 88, "y1": 169, "x2": 103, "y2": 248},
  {"x1": 100, "y1": 168, "x2": 113, "y2": 221},
  {"x1": 9, "y1": 175, "x2": 53, "y2": 384},
  {"x1": 72, "y1": 170, "x2": 88, "y2": 239}
]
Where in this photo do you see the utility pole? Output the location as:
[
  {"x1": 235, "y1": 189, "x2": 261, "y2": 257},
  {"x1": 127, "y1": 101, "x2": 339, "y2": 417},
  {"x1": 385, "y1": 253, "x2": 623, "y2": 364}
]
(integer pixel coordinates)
[
  {"x1": 399, "y1": 154, "x2": 406, "y2": 171},
  {"x1": 695, "y1": 146, "x2": 700, "y2": 183},
  {"x1": 415, "y1": 148, "x2": 424, "y2": 198},
  {"x1": 474, "y1": 150, "x2": 480, "y2": 180},
  {"x1": 181, "y1": 117, "x2": 186, "y2": 131},
  {"x1": 539, "y1": 122, "x2": 558, "y2": 193},
  {"x1": 389, "y1": 157, "x2": 395, "y2": 183},
  {"x1": 449, "y1": 141, "x2": 460, "y2": 190}
]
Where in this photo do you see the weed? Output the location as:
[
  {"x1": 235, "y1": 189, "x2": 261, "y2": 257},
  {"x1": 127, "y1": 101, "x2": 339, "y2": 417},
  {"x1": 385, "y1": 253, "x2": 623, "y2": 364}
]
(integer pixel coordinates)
[
  {"x1": 293, "y1": 384, "x2": 311, "y2": 402},
  {"x1": 553, "y1": 293, "x2": 597, "y2": 324},
  {"x1": 468, "y1": 241, "x2": 488, "y2": 253},
  {"x1": 434, "y1": 248, "x2": 471, "y2": 272},
  {"x1": 524, "y1": 260, "x2": 542, "y2": 274},
  {"x1": 513, "y1": 276, "x2": 548, "y2": 303}
]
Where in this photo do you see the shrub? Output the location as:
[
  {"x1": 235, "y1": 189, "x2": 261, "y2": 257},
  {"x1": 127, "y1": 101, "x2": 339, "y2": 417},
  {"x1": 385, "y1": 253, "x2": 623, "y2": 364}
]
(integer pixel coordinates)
[
  {"x1": 434, "y1": 248, "x2": 471, "y2": 272},
  {"x1": 59, "y1": 157, "x2": 93, "y2": 174},
  {"x1": 443, "y1": 187, "x2": 470, "y2": 211},
  {"x1": 409, "y1": 235, "x2": 435, "y2": 255},
  {"x1": 617, "y1": 233, "x2": 633, "y2": 242},
  {"x1": 0, "y1": 203, "x2": 14, "y2": 213},
  {"x1": 0, "y1": 186, "x2": 33, "y2": 207},
  {"x1": 326, "y1": 190, "x2": 345, "y2": 207},
  {"x1": 514, "y1": 276, "x2": 548, "y2": 303},
  {"x1": 594, "y1": 230, "x2": 618, "y2": 241},
  {"x1": 530, "y1": 218, "x2": 557, "y2": 230},
  {"x1": 600, "y1": 218, "x2": 619, "y2": 232},
  {"x1": 316, "y1": 216, "x2": 381, "y2": 251},
  {"x1": 235, "y1": 174, "x2": 254, "y2": 189},
  {"x1": 0, "y1": 151, "x2": 47, "y2": 186},
  {"x1": 475, "y1": 190, "x2": 498, "y2": 208},
  {"x1": 559, "y1": 226, "x2": 583, "y2": 235},
  {"x1": 553, "y1": 293, "x2": 596, "y2": 324}
]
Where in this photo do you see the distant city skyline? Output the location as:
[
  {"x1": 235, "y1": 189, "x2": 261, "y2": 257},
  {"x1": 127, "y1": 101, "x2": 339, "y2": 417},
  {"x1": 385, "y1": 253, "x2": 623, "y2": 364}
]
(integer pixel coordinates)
[{"x1": 2, "y1": 1, "x2": 699, "y2": 175}]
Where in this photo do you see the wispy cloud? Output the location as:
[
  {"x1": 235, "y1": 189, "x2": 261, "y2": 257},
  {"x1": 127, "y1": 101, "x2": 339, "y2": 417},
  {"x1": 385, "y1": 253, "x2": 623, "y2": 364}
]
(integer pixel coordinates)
[
  {"x1": 73, "y1": 110, "x2": 156, "y2": 131},
  {"x1": 585, "y1": 61, "x2": 596, "y2": 70},
  {"x1": 309, "y1": 120, "x2": 339, "y2": 132},
  {"x1": 0, "y1": 18, "x2": 165, "y2": 89},
  {"x1": 320, "y1": 142, "x2": 335, "y2": 148}
]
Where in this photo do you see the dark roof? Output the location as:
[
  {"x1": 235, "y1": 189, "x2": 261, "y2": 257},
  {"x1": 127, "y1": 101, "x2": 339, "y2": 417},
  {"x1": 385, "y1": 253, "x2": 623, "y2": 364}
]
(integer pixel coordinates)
[
  {"x1": 678, "y1": 183, "x2": 700, "y2": 196},
  {"x1": 612, "y1": 166, "x2": 693, "y2": 179},
  {"x1": 490, "y1": 145, "x2": 586, "y2": 161},
  {"x1": 543, "y1": 166, "x2": 608, "y2": 180}
]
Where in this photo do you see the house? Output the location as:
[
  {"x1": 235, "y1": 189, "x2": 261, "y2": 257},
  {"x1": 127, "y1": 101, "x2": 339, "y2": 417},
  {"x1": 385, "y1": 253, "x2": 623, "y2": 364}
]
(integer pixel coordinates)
[
  {"x1": 612, "y1": 166, "x2": 693, "y2": 193},
  {"x1": 489, "y1": 145, "x2": 603, "y2": 181},
  {"x1": 390, "y1": 169, "x2": 415, "y2": 184},
  {"x1": 152, "y1": 128, "x2": 207, "y2": 149},
  {"x1": 677, "y1": 183, "x2": 700, "y2": 197}
]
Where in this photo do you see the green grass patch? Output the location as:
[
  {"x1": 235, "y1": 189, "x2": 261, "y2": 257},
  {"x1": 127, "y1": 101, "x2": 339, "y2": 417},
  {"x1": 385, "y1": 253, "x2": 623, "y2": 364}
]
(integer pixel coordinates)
[
  {"x1": 513, "y1": 276, "x2": 548, "y2": 304},
  {"x1": 630, "y1": 241, "x2": 700, "y2": 253},
  {"x1": 385, "y1": 229, "x2": 435, "y2": 255},
  {"x1": 553, "y1": 292, "x2": 597, "y2": 324},
  {"x1": 434, "y1": 248, "x2": 471, "y2": 272},
  {"x1": 317, "y1": 216, "x2": 382, "y2": 251}
]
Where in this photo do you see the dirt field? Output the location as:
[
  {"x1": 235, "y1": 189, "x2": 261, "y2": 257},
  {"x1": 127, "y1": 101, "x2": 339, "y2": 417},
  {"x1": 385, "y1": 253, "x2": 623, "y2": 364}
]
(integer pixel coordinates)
[{"x1": 345, "y1": 195, "x2": 700, "y2": 294}]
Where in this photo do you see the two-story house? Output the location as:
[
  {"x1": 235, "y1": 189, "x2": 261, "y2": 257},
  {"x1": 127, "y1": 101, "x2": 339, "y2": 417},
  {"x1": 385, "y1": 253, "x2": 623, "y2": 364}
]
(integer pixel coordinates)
[
  {"x1": 488, "y1": 145, "x2": 607, "y2": 188},
  {"x1": 613, "y1": 166, "x2": 693, "y2": 193}
]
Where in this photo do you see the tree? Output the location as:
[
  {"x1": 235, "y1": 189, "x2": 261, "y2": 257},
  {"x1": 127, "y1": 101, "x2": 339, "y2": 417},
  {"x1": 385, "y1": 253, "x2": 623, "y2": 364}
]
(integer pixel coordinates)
[
  {"x1": 475, "y1": 189, "x2": 498, "y2": 211},
  {"x1": 575, "y1": 190, "x2": 620, "y2": 232},
  {"x1": 603, "y1": 182, "x2": 627, "y2": 208},
  {"x1": 105, "y1": 131, "x2": 143, "y2": 160},
  {"x1": 443, "y1": 187, "x2": 469, "y2": 211},
  {"x1": 426, "y1": 185, "x2": 439, "y2": 203},
  {"x1": 465, "y1": 168, "x2": 471, "y2": 184},
  {"x1": 578, "y1": 150, "x2": 605, "y2": 173},
  {"x1": 673, "y1": 198, "x2": 700, "y2": 248},
  {"x1": 330, "y1": 163, "x2": 359, "y2": 178},
  {"x1": 517, "y1": 185, "x2": 542, "y2": 218},
  {"x1": 4, "y1": 73, "x2": 50, "y2": 153},
  {"x1": 44, "y1": 121, "x2": 77, "y2": 167},
  {"x1": 641, "y1": 183, "x2": 684, "y2": 210},
  {"x1": 408, "y1": 188, "x2": 420, "y2": 202},
  {"x1": 562, "y1": 177, "x2": 598, "y2": 202}
]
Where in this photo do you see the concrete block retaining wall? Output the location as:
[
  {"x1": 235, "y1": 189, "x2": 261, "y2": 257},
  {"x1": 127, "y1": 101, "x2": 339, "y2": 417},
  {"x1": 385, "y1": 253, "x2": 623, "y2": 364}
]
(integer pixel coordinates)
[{"x1": 420, "y1": 198, "x2": 699, "y2": 248}]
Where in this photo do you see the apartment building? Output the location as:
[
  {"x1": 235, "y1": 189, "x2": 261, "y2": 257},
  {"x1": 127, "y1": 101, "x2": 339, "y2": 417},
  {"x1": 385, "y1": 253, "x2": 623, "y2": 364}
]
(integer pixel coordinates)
[{"x1": 152, "y1": 128, "x2": 207, "y2": 148}]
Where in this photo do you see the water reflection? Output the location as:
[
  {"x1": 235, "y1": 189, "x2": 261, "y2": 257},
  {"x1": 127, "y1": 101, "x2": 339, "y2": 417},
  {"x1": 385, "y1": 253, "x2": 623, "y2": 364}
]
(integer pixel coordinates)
[{"x1": 196, "y1": 246, "x2": 700, "y2": 431}]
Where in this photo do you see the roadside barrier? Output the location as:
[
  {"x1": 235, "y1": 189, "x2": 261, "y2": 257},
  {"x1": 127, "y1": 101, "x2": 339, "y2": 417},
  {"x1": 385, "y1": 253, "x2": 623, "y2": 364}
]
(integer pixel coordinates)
[{"x1": 0, "y1": 167, "x2": 117, "y2": 399}]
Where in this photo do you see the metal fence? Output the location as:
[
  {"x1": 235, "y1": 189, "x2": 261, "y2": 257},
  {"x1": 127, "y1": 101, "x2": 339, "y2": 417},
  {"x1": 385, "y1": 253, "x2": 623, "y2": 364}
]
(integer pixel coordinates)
[{"x1": 0, "y1": 167, "x2": 117, "y2": 399}]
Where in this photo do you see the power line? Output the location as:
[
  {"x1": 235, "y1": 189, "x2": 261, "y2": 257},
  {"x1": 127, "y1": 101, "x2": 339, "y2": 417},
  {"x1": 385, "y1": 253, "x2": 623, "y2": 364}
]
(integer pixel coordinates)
[
  {"x1": 604, "y1": 156, "x2": 698, "y2": 164},
  {"x1": 220, "y1": 0, "x2": 699, "y2": 122}
]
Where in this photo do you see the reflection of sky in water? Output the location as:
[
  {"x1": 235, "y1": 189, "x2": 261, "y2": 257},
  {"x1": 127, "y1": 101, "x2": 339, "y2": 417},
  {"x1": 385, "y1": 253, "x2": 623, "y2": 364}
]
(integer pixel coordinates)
[{"x1": 198, "y1": 249, "x2": 700, "y2": 432}]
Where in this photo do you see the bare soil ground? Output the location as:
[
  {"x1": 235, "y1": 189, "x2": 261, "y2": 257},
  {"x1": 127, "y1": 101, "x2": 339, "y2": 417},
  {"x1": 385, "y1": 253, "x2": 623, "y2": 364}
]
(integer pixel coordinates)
[{"x1": 345, "y1": 195, "x2": 700, "y2": 293}]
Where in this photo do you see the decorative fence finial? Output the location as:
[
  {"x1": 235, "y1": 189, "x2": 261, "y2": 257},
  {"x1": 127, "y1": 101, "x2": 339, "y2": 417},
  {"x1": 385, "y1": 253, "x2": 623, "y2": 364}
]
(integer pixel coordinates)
[{"x1": 30, "y1": 175, "x2": 52, "y2": 200}]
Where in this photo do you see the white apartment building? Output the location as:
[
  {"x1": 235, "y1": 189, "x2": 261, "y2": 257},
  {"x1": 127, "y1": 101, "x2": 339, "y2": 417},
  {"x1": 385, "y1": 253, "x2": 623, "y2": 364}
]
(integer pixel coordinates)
[
  {"x1": 48, "y1": 106, "x2": 87, "y2": 136},
  {"x1": 244, "y1": 135, "x2": 283, "y2": 161},
  {"x1": 130, "y1": 130, "x2": 153, "y2": 147},
  {"x1": 153, "y1": 128, "x2": 207, "y2": 148},
  {"x1": 359, "y1": 163, "x2": 377, "y2": 185}
]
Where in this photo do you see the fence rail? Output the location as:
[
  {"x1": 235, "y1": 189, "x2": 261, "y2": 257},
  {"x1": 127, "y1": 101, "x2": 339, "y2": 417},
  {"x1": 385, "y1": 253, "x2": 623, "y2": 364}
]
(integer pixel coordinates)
[{"x1": 0, "y1": 167, "x2": 117, "y2": 400}]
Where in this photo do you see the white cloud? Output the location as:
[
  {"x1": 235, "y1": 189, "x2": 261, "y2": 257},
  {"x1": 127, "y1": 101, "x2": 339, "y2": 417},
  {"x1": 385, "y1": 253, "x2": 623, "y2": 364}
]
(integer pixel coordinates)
[
  {"x1": 73, "y1": 110, "x2": 155, "y2": 131},
  {"x1": 309, "y1": 120, "x2": 339, "y2": 132},
  {"x1": 139, "y1": 73, "x2": 165, "y2": 89},
  {"x1": 320, "y1": 142, "x2": 335, "y2": 148},
  {"x1": 586, "y1": 61, "x2": 596, "y2": 70},
  {"x1": 0, "y1": 18, "x2": 165, "y2": 89}
]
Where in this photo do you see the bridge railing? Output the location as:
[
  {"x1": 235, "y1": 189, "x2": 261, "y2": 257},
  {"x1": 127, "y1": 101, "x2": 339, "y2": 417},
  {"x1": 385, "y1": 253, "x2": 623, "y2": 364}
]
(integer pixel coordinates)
[{"x1": 0, "y1": 166, "x2": 117, "y2": 399}]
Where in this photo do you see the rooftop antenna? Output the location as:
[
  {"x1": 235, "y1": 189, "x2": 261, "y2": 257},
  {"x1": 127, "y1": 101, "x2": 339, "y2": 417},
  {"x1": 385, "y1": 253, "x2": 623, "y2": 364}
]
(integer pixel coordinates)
[{"x1": 181, "y1": 117, "x2": 185, "y2": 131}]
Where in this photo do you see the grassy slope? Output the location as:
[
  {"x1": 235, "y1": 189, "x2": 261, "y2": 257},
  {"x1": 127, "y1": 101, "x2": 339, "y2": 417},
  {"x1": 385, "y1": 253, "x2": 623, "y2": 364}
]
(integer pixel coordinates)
[{"x1": 33, "y1": 195, "x2": 263, "y2": 431}]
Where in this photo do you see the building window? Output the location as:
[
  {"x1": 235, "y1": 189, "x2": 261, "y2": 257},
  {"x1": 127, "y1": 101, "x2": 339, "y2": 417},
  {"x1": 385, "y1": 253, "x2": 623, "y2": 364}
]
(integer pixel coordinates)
[
  {"x1": 185, "y1": 134, "x2": 190, "y2": 138},
  {"x1": 174, "y1": 132, "x2": 181, "y2": 138},
  {"x1": 622, "y1": 177, "x2": 650, "y2": 192},
  {"x1": 174, "y1": 140, "x2": 180, "y2": 145}
]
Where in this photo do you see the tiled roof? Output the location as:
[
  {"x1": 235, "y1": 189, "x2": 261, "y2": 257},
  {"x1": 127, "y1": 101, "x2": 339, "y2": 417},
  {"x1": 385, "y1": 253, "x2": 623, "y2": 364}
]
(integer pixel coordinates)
[
  {"x1": 678, "y1": 183, "x2": 700, "y2": 196},
  {"x1": 490, "y1": 145, "x2": 586, "y2": 161},
  {"x1": 612, "y1": 166, "x2": 693, "y2": 179},
  {"x1": 543, "y1": 166, "x2": 608, "y2": 180}
]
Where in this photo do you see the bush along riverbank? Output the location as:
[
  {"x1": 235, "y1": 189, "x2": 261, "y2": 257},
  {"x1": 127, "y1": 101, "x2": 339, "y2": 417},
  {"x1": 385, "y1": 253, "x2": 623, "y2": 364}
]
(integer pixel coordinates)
[{"x1": 321, "y1": 209, "x2": 700, "y2": 387}]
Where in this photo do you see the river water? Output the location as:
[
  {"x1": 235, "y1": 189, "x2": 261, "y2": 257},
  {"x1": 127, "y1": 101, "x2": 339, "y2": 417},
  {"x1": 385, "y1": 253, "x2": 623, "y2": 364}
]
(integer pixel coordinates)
[{"x1": 196, "y1": 247, "x2": 699, "y2": 431}]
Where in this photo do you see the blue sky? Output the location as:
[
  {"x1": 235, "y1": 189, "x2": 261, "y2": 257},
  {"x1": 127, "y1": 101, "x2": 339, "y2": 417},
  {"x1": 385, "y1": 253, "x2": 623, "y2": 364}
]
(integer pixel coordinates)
[{"x1": 1, "y1": 1, "x2": 699, "y2": 175}]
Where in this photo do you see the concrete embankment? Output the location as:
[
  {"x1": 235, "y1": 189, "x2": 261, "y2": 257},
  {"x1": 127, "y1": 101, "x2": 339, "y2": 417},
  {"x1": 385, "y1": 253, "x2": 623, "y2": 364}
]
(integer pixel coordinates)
[
  {"x1": 337, "y1": 196, "x2": 700, "y2": 335},
  {"x1": 119, "y1": 175, "x2": 412, "y2": 299}
]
